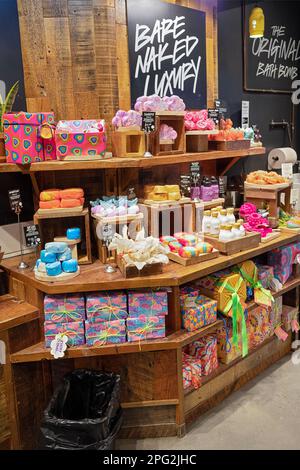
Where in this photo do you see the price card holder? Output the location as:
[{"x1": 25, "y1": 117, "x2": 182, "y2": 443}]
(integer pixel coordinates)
[
  {"x1": 142, "y1": 111, "x2": 156, "y2": 158},
  {"x1": 24, "y1": 224, "x2": 41, "y2": 248},
  {"x1": 208, "y1": 108, "x2": 220, "y2": 127}
]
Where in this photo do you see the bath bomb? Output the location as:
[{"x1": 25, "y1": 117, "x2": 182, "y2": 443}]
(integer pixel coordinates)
[
  {"x1": 62, "y1": 259, "x2": 78, "y2": 273},
  {"x1": 40, "y1": 249, "x2": 56, "y2": 264},
  {"x1": 46, "y1": 261, "x2": 62, "y2": 277},
  {"x1": 66, "y1": 227, "x2": 81, "y2": 240},
  {"x1": 57, "y1": 247, "x2": 72, "y2": 262},
  {"x1": 45, "y1": 242, "x2": 68, "y2": 254}
]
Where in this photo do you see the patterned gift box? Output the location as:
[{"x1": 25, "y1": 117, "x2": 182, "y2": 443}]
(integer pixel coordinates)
[
  {"x1": 128, "y1": 290, "x2": 168, "y2": 318},
  {"x1": 189, "y1": 334, "x2": 218, "y2": 376},
  {"x1": 282, "y1": 305, "x2": 298, "y2": 332},
  {"x1": 182, "y1": 353, "x2": 202, "y2": 390},
  {"x1": 197, "y1": 272, "x2": 247, "y2": 318},
  {"x1": 85, "y1": 319, "x2": 126, "y2": 346},
  {"x1": 234, "y1": 260, "x2": 274, "y2": 307},
  {"x1": 127, "y1": 315, "x2": 165, "y2": 342},
  {"x1": 55, "y1": 120, "x2": 106, "y2": 159},
  {"x1": 86, "y1": 291, "x2": 127, "y2": 322},
  {"x1": 270, "y1": 296, "x2": 283, "y2": 332},
  {"x1": 248, "y1": 305, "x2": 272, "y2": 349},
  {"x1": 257, "y1": 265, "x2": 275, "y2": 289},
  {"x1": 267, "y1": 243, "x2": 300, "y2": 284},
  {"x1": 217, "y1": 314, "x2": 250, "y2": 364},
  {"x1": 3, "y1": 112, "x2": 56, "y2": 164},
  {"x1": 181, "y1": 293, "x2": 217, "y2": 332},
  {"x1": 44, "y1": 294, "x2": 85, "y2": 323},
  {"x1": 44, "y1": 321, "x2": 85, "y2": 348}
]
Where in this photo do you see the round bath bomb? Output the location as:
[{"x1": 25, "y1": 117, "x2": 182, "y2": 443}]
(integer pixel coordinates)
[
  {"x1": 195, "y1": 242, "x2": 213, "y2": 254},
  {"x1": 45, "y1": 242, "x2": 68, "y2": 254},
  {"x1": 40, "y1": 249, "x2": 56, "y2": 264},
  {"x1": 62, "y1": 259, "x2": 78, "y2": 273},
  {"x1": 66, "y1": 227, "x2": 81, "y2": 240},
  {"x1": 46, "y1": 261, "x2": 62, "y2": 277},
  {"x1": 57, "y1": 247, "x2": 72, "y2": 262}
]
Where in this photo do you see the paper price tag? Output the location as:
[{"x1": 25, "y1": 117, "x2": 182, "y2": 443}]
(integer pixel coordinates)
[
  {"x1": 281, "y1": 163, "x2": 293, "y2": 179},
  {"x1": 50, "y1": 334, "x2": 68, "y2": 359},
  {"x1": 8, "y1": 189, "x2": 22, "y2": 212},
  {"x1": 142, "y1": 111, "x2": 156, "y2": 133},
  {"x1": 24, "y1": 224, "x2": 41, "y2": 247},
  {"x1": 274, "y1": 326, "x2": 289, "y2": 342}
]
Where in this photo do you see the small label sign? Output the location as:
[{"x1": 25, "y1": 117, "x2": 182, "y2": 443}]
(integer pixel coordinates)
[
  {"x1": 50, "y1": 334, "x2": 68, "y2": 359},
  {"x1": 24, "y1": 224, "x2": 41, "y2": 248},
  {"x1": 208, "y1": 108, "x2": 220, "y2": 125},
  {"x1": 8, "y1": 189, "x2": 22, "y2": 212},
  {"x1": 142, "y1": 112, "x2": 156, "y2": 133}
]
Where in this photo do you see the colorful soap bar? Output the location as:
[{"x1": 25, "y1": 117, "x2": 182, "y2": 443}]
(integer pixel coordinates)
[
  {"x1": 44, "y1": 294, "x2": 85, "y2": 322},
  {"x1": 40, "y1": 250, "x2": 56, "y2": 264},
  {"x1": 127, "y1": 315, "x2": 165, "y2": 342},
  {"x1": 181, "y1": 293, "x2": 217, "y2": 331},
  {"x1": 160, "y1": 235, "x2": 177, "y2": 246},
  {"x1": 57, "y1": 248, "x2": 72, "y2": 262},
  {"x1": 44, "y1": 321, "x2": 85, "y2": 348},
  {"x1": 86, "y1": 291, "x2": 128, "y2": 322},
  {"x1": 85, "y1": 319, "x2": 126, "y2": 346},
  {"x1": 45, "y1": 242, "x2": 68, "y2": 254},
  {"x1": 174, "y1": 232, "x2": 197, "y2": 246},
  {"x1": 62, "y1": 259, "x2": 78, "y2": 273},
  {"x1": 128, "y1": 290, "x2": 168, "y2": 318},
  {"x1": 46, "y1": 261, "x2": 62, "y2": 277},
  {"x1": 67, "y1": 227, "x2": 81, "y2": 240}
]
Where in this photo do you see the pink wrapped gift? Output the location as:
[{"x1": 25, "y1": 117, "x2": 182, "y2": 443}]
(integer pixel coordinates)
[
  {"x1": 86, "y1": 291, "x2": 127, "y2": 322},
  {"x1": 248, "y1": 305, "x2": 272, "y2": 349},
  {"x1": 85, "y1": 319, "x2": 126, "y2": 346},
  {"x1": 182, "y1": 353, "x2": 202, "y2": 390},
  {"x1": 55, "y1": 120, "x2": 107, "y2": 159},
  {"x1": 127, "y1": 315, "x2": 165, "y2": 342},
  {"x1": 44, "y1": 321, "x2": 85, "y2": 348},
  {"x1": 3, "y1": 112, "x2": 56, "y2": 164},
  {"x1": 257, "y1": 265, "x2": 275, "y2": 289},
  {"x1": 128, "y1": 290, "x2": 168, "y2": 318},
  {"x1": 44, "y1": 294, "x2": 85, "y2": 322},
  {"x1": 180, "y1": 292, "x2": 217, "y2": 331},
  {"x1": 188, "y1": 334, "x2": 218, "y2": 376},
  {"x1": 268, "y1": 243, "x2": 300, "y2": 284}
]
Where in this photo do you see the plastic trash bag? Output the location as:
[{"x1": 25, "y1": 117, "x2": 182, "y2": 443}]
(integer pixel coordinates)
[{"x1": 40, "y1": 369, "x2": 122, "y2": 450}]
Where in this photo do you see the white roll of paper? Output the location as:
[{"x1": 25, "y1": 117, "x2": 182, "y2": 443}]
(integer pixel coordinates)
[{"x1": 268, "y1": 147, "x2": 297, "y2": 170}]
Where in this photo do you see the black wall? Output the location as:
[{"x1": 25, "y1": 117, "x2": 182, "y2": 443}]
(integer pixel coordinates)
[
  {"x1": 0, "y1": 0, "x2": 33, "y2": 226},
  {"x1": 218, "y1": 0, "x2": 300, "y2": 176}
]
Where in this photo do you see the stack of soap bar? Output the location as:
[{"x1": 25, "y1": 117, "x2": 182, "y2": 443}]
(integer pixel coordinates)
[
  {"x1": 67, "y1": 227, "x2": 81, "y2": 240},
  {"x1": 35, "y1": 241, "x2": 78, "y2": 277},
  {"x1": 86, "y1": 291, "x2": 128, "y2": 322},
  {"x1": 39, "y1": 188, "x2": 84, "y2": 210}
]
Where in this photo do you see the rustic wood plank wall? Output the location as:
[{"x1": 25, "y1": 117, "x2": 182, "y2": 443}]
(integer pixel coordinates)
[{"x1": 17, "y1": 0, "x2": 218, "y2": 142}]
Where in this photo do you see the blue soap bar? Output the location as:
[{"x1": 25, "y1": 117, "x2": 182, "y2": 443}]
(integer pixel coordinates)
[
  {"x1": 62, "y1": 259, "x2": 78, "y2": 273},
  {"x1": 46, "y1": 261, "x2": 62, "y2": 277},
  {"x1": 67, "y1": 227, "x2": 81, "y2": 240},
  {"x1": 45, "y1": 242, "x2": 68, "y2": 254},
  {"x1": 40, "y1": 249, "x2": 56, "y2": 264},
  {"x1": 57, "y1": 247, "x2": 72, "y2": 262}
]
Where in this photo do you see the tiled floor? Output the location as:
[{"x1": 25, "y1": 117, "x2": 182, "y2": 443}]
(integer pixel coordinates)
[{"x1": 117, "y1": 355, "x2": 300, "y2": 450}]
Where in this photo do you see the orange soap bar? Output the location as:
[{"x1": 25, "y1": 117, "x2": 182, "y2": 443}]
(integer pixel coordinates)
[
  {"x1": 39, "y1": 200, "x2": 60, "y2": 210},
  {"x1": 60, "y1": 198, "x2": 82, "y2": 208},
  {"x1": 40, "y1": 189, "x2": 60, "y2": 202},
  {"x1": 60, "y1": 188, "x2": 84, "y2": 200}
]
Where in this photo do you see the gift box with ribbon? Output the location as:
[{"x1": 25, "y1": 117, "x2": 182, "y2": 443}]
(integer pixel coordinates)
[
  {"x1": 128, "y1": 290, "x2": 168, "y2": 318},
  {"x1": 234, "y1": 260, "x2": 274, "y2": 307},
  {"x1": 248, "y1": 305, "x2": 272, "y2": 349},
  {"x1": 180, "y1": 293, "x2": 217, "y2": 332},
  {"x1": 44, "y1": 294, "x2": 85, "y2": 323},
  {"x1": 270, "y1": 296, "x2": 282, "y2": 332},
  {"x1": 217, "y1": 313, "x2": 249, "y2": 364},
  {"x1": 257, "y1": 265, "x2": 275, "y2": 290},
  {"x1": 282, "y1": 305, "x2": 299, "y2": 332},
  {"x1": 126, "y1": 315, "x2": 165, "y2": 342},
  {"x1": 182, "y1": 353, "x2": 202, "y2": 390},
  {"x1": 188, "y1": 334, "x2": 218, "y2": 376},
  {"x1": 44, "y1": 321, "x2": 85, "y2": 348},
  {"x1": 55, "y1": 120, "x2": 107, "y2": 159},
  {"x1": 3, "y1": 112, "x2": 56, "y2": 164},
  {"x1": 85, "y1": 319, "x2": 126, "y2": 346},
  {"x1": 267, "y1": 243, "x2": 300, "y2": 284},
  {"x1": 86, "y1": 291, "x2": 127, "y2": 322}
]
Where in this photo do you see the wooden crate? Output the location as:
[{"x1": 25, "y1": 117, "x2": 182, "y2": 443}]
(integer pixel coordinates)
[
  {"x1": 139, "y1": 202, "x2": 193, "y2": 237},
  {"x1": 117, "y1": 256, "x2": 163, "y2": 278},
  {"x1": 149, "y1": 114, "x2": 185, "y2": 156},
  {"x1": 185, "y1": 130, "x2": 219, "y2": 153},
  {"x1": 33, "y1": 208, "x2": 92, "y2": 265},
  {"x1": 204, "y1": 232, "x2": 261, "y2": 255},
  {"x1": 208, "y1": 139, "x2": 251, "y2": 151},
  {"x1": 168, "y1": 248, "x2": 219, "y2": 266},
  {"x1": 112, "y1": 128, "x2": 145, "y2": 158},
  {"x1": 244, "y1": 183, "x2": 292, "y2": 222}
]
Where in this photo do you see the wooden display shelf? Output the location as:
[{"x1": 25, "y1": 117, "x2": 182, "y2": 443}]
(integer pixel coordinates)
[
  {"x1": 10, "y1": 321, "x2": 222, "y2": 364},
  {"x1": 2, "y1": 232, "x2": 299, "y2": 294},
  {"x1": 0, "y1": 147, "x2": 266, "y2": 173},
  {"x1": 0, "y1": 295, "x2": 39, "y2": 331}
]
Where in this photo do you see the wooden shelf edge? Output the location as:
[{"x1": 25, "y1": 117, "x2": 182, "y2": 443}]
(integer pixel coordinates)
[{"x1": 0, "y1": 147, "x2": 266, "y2": 173}]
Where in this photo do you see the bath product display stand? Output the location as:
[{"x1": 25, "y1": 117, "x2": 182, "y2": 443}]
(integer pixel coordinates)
[
  {"x1": 33, "y1": 208, "x2": 92, "y2": 265},
  {"x1": 185, "y1": 130, "x2": 219, "y2": 153},
  {"x1": 209, "y1": 139, "x2": 251, "y2": 151},
  {"x1": 34, "y1": 267, "x2": 80, "y2": 282},
  {"x1": 149, "y1": 113, "x2": 186, "y2": 156},
  {"x1": 112, "y1": 128, "x2": 145, "y2": 158},
  {"x1": 244, "y1": 183, "x2": 292, "y2": 224},
  {"x1": 139, "y1": 202, "x2": 194, "y2": 237},
  {"x1": 53, "y1": 236, "x2": 81, "y2": 261},
  {"x1": 168, "y1": 248, "x2": 219, "y2": 266},
  {"x1": 204, "y1": 231, "x2": 261, "y2": 255}
]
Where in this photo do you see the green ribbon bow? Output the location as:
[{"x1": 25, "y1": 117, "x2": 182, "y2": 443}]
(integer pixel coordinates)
[{"x1": 238, "y1": 266, "x2": 274, "y2": 305}]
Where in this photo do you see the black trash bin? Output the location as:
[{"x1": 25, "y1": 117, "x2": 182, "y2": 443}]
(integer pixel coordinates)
[{"x1": 40, "y1": 369, "x2": 122, "y2": 450}]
